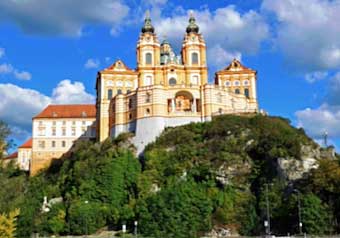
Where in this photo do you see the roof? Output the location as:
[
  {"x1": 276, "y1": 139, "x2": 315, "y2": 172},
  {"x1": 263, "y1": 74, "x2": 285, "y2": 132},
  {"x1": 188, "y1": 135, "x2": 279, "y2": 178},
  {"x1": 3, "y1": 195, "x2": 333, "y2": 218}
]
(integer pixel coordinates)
[
  {"x1": 33, "y1": 104, "x2": 96, "y2": 119},
  {"x1": 216, "y1": 59, "x2": 256, "y2": 75},
  {"x1": 101, "y1": 60, "x2": 138, "y2": 75},
  {"x1": 19, "y1": 138, "x2": 32, "y2": 149},
  {"x1": 3, "y1": 152, "x2": 18, "y2": 160}
]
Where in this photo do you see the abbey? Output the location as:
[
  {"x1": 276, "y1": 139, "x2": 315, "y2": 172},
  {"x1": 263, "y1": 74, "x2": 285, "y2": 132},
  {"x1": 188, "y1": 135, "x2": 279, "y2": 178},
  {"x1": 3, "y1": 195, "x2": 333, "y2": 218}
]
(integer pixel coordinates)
[
  {"x1": 96, "y1": 13, "x2": 258, "y2": 154},
  {"x1": 2, "y1": 13, "x2": 259, "y2": 174}
]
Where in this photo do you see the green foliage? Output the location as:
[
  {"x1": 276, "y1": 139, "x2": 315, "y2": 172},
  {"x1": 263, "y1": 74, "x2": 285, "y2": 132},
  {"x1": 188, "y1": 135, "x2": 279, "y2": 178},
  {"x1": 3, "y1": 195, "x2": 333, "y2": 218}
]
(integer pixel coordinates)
[
  {"x1": 300, "y1": 193, "x2": 331, "y2": 235},
  {"x1": 137, "y1": 180, "x2": 213, "y2": 238},
  {"x1": 0, "y1": 120, "x2": 11, "y2": 159},
  {"x1": 1, "y1": 115, "x2": 338, "y2": 237}
]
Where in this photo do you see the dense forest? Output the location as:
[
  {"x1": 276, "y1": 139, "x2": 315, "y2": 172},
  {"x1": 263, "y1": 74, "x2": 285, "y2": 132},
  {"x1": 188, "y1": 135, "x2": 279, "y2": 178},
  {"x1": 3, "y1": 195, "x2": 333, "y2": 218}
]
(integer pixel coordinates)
[{"x1": 1, "y1": 115, "x2": 340, "y2": 237}]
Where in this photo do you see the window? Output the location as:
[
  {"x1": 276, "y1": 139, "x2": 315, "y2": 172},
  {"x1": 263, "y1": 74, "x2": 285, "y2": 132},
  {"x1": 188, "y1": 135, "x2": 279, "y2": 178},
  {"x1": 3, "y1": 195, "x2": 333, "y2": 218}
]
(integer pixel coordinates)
[
  {"x1": 52, "y1": 121, "x2": 56, "y2": 126},
  {"x1": 235, "y1": 89, "x2": 240, "y2": 94},
  {"x1": 62, "y1": 141, "x2": 66, "y2": 147},
  {"x1": 82, "y1": 121, "x2": 86, "y2": 125},
  {"x1": 72, "y1": 121, "x2": 76, "y2": 125},
  {"x1": 38, "y1": 141, "x2": 45, "y2": 149},
  {"x1": 127, "y1": 89, "x2": 131, "y2": 94},
  {"x1": 62, "y1": 128, "x2": 66, "y2": 136},
  {"x1": 244, "y1": 88, "x2": 250, "y2": 98},
  {"x1": 129, "y1": 113, "x2": 132, "y2": 120},
  {"x1": 146, "y1": 108, "x2": 151, "y2": 115},
  {"x1": 52, "y1": 128, "x2": 56, "y2": 136},
  {"x1": 128, "y1": 99, "x2": 133, "y2": 109},
  {"x1": 117, "y1": 89, "x2": 122, "y2": 95},
  {"x1": 62, "y1": 121, "x2": 66, "y2": 126},
  {"x1": 192, "y1": 52, "x2": 199, "y2": 64},
  {"x1": 145, "y1": 53, "x2": 152, "y2": 65},
  {"x1": 39, "y1": 121, "x2": 43, "y2": 126},
  {"x1": 218, "y1": 108, "x2": 223, "y2": 114},
  {"x1": 146, "y1": 93, "x2": 151, "y2": 103},
  {"x1": 144, "y1": 76, "x2": 152, "y2": 86},
  {"x1": 243, "y1": 80, "x2": 249, "y2": 86},
  {"x1": 72, "y1": 128, "x2": 76, "y2": 136},
  {"x1": 225, "y1": 81, "x2": 231, "y2": 87},
  {"x1": 108, "y1": 89, "x2": 113, "y2": 99},
  {"x1": 169, "y1": 78, "x2": 177, "y2": 85},
  {"x1": 52, "y1": 141, "x2": 56, "y2": 148},
  {"x1": 234, "y1": 81, "x2": 240, "y2": 86},
  {"x1": 81, "y1": 127, "x2": 86, "y2": 134},
  {"x1": 191, "y1": 75, "x2": 199, "y2": 85}
]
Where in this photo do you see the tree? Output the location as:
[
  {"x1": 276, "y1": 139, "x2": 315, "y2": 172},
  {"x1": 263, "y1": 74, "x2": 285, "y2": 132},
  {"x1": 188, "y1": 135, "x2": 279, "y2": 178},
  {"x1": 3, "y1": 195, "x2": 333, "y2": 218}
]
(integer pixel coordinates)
[
  {"x1": 0, "y1": 121, "x2": 11, "y2": 159},
  {"x1": 301, "y1": 194, "x2": 330, "y2": 235},
  {"x1": 0, "y1": 209, "x2": 20, "y2": 238}
]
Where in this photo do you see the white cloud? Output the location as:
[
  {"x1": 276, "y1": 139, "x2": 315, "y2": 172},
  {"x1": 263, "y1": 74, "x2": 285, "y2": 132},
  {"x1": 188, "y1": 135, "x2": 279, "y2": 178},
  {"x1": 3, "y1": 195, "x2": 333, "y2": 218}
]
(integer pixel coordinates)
[
  {"x1": 0, "y1": 63, "x2": 13, "y2": 74},
  {"x1": 262, "y1": 0, "x2": 340, "y2": 72},
  {"x1": 207, "y1": 45, "x2": 242, "y2": 70},
  {"x1": 0, "y1": 80, "x2": 95, "y2": 133},
  {"x1": 151, "y1": 6, "x2": 269, "y2": 68},
  {"x1": 51, "y1": 79, "x2": 95, "y2": 104},
  {"x1": 0, "y1": 63, "x2": 32, "y2": 80},
  {"x1": 296, "y1": 104, "x2": 340, "y2": 139},
  {"x1": 0, "y1": 83, "x2": 51, "y2": 130},
  {"x1": 0, "y1": 48, "x2": 5, "y2": 58},
  {"x1": 84, "y1": 58, "x2": 100, "y2": 69},
  {"x1": 0, "y1": 0, "x2": 129, "y2": 36},
  {"x1": 295, "y1": 72, "x2": 340, "y2": 146},
  {"x1": 13, "y1": 70, "x2": 31, "y2": 80},
  {"x1": 305, "y1": 71, "x2": 328, "y2": 83}
]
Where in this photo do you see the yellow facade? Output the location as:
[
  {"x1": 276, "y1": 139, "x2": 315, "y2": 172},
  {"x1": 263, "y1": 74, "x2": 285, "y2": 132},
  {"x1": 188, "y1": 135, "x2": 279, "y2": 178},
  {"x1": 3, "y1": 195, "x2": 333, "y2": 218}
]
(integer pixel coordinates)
[{"x1": 95, "y1": 14, "x2": 259, "y2": 154}]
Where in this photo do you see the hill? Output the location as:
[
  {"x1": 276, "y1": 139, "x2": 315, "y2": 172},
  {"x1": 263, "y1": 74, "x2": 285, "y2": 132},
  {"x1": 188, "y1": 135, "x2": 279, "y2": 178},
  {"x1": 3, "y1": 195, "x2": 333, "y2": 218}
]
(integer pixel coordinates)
[{"x1": 0, "y1": 115, "x2": 339, "y2": 237}]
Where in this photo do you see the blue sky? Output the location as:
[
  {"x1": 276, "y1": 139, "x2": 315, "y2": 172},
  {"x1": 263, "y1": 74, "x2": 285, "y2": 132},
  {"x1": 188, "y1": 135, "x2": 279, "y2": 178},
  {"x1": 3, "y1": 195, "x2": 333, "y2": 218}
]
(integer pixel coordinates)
[{"x1": 0, "y1": 0, "x2": 339, "y2": 152}]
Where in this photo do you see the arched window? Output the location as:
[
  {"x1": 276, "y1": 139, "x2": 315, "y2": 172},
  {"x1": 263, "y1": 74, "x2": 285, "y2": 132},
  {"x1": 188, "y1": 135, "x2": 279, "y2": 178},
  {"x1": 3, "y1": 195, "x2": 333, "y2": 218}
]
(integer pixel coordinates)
[
  {"x1": 244, "y1": 88, "x2": 250, "y2": 98},
  {"x1": 225, "y1": 81, "x2": 231, "y2": 87},
  {"x1": 191, "y1": 75, "x2": 199, "y2": 85},
  {"x1": 191, "y1": 52, "x2": 199, "y2": 64},
  {"x1": 117, "y1": 89, "x2": 122, "y2": 95},
  {"x1": 128, "y1": 99, "x2": 133, "y2": 109},
  {"x1": 145, "y1": 53, "x2": 152, "y2": 65},
  {"x1": 235, "y1": 88, "x2": 240, "y2": 94},
  {"x1": 108, "y1": 89, "x2": 113, "y2": 99},
  {"x1": 144, "y1": 76, "x2": 152, "y2": 86},
  {"x1": 169, "y1": 78, "x2": 177, "y2": 85}
]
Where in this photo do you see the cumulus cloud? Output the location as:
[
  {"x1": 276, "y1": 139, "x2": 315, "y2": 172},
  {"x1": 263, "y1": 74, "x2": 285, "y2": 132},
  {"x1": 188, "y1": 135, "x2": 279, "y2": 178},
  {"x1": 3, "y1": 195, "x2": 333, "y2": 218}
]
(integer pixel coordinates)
[
  {"x1": 13, "y1": 70, "x2": 31, "y2": 80},
  {"x1": 305, "y1": 71, "x2": 328, "y2": 83},
  {"x1": 262, "y1": 0, "x2": 340, "y2": 72},
  {"x1": 0, "y1": 63, "x2": 13, "y2": 74},
  {"x1": 0, "y1": 48, "x2": 5, "y2": 58},
  {"x1": 207, "y1": 45, "x2": 242, "y2": 70},
  {"x1": 296, "y1": 104, "x2": 340, "y2": 139},
  {"x1": 0, "y1": 80, "x2": 95, "y2": 134},
  {"x1": 0, "y1": 63, "x2": 32, "y2": 80},
  {"x1": 0, "y1": 0, "x2": 129, "y2": 36},
  {"x1": 151, "y1": 6, "x2": 269, "y2": 68},
  {"x1": 84, "y1": 58, "x2": 100, "y2": 69},
  {"x1": 51, "y1": 80, "x2": 95, "y2": 104},
  {"x1": 296, "y1": 72, "x2": 340, "y2": 146}
]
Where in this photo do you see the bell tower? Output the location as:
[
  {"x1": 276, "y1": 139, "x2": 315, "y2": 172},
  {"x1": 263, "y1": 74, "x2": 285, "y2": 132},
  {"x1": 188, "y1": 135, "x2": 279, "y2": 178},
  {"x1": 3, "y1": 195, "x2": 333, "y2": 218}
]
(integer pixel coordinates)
[
  {"x1": 181, "y1": 11, "x2": 208, "y2": 85},
  {"x1": 137, "y1": 11, "x2": 161, "y2": 86}
]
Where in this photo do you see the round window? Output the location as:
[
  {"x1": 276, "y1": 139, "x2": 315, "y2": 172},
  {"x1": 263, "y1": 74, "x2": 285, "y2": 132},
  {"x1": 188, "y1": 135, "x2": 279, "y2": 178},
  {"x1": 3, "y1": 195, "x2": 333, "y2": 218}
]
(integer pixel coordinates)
[{"x1": 169, "y1": 78, "x2": 177, "y2": 85}]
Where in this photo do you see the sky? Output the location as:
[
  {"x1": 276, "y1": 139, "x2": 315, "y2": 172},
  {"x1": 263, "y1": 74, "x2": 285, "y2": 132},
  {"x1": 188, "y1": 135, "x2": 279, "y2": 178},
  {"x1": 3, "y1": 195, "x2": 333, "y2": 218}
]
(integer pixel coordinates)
[{"x1": 0, "y1": 0, "x2": 339, "y2": 152}]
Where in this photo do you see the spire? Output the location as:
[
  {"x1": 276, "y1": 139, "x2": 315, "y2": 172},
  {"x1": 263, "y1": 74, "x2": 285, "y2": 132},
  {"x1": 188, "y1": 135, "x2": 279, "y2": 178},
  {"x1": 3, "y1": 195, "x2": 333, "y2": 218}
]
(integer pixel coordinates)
[
  {"x1": 186, "y1": 10, "x2": 199, "y2": 34},
  {"x1": 142, "y1": 10, "x2": 155, "y2": 33}
]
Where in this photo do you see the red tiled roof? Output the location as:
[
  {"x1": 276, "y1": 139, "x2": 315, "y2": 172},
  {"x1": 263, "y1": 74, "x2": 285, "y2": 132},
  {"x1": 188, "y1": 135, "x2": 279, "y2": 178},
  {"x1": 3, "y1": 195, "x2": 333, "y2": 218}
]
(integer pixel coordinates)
[
  {"x1": 3, "y1": 152, "x2": 18, "y2": 160},
  {"x1": 33, "y1": 104, "x2": 96, "y2": 119},
  {"x1": 19, "y1": 138, "x2": 32, "y2": 149}
]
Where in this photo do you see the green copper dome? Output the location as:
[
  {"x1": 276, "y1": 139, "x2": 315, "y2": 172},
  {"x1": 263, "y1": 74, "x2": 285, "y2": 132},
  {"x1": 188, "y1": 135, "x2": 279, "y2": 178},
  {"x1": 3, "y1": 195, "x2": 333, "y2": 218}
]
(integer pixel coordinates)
[
  {"x1": 186, "y1": 13, "x2": 199, "y2": 34},
  {"x1": 142, "y1": 11, "x2": 155, "y2": 33}
]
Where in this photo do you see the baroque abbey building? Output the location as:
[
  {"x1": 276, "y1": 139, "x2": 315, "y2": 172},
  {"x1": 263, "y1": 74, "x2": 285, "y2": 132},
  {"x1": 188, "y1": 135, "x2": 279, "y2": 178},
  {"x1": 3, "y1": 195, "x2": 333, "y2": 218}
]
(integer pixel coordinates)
[
  {"x1": 96, "y1": 13, "x2": 258, "y2": 153},
  {"x1": 3, "y1": 13, "x2": 259, "y2": 175}
]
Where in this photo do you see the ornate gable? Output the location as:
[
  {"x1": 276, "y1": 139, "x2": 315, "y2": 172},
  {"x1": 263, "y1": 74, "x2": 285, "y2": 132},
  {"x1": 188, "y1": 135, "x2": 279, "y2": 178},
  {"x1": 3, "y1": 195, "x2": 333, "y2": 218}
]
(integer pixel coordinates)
[
  {"x1": 216, "y1": 59, "x2": 256, "y2": 75},
  {"x1": 101, "y1": 60, "x2": 138, "y2": 75}
]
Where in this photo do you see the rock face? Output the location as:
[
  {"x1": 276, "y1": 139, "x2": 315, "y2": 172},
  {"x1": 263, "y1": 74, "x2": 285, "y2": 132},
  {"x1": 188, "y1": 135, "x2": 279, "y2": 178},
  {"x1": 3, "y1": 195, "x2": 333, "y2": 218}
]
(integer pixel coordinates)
[{"x1": 277, "y1": 145, "x2": 337, "y2": 181}]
